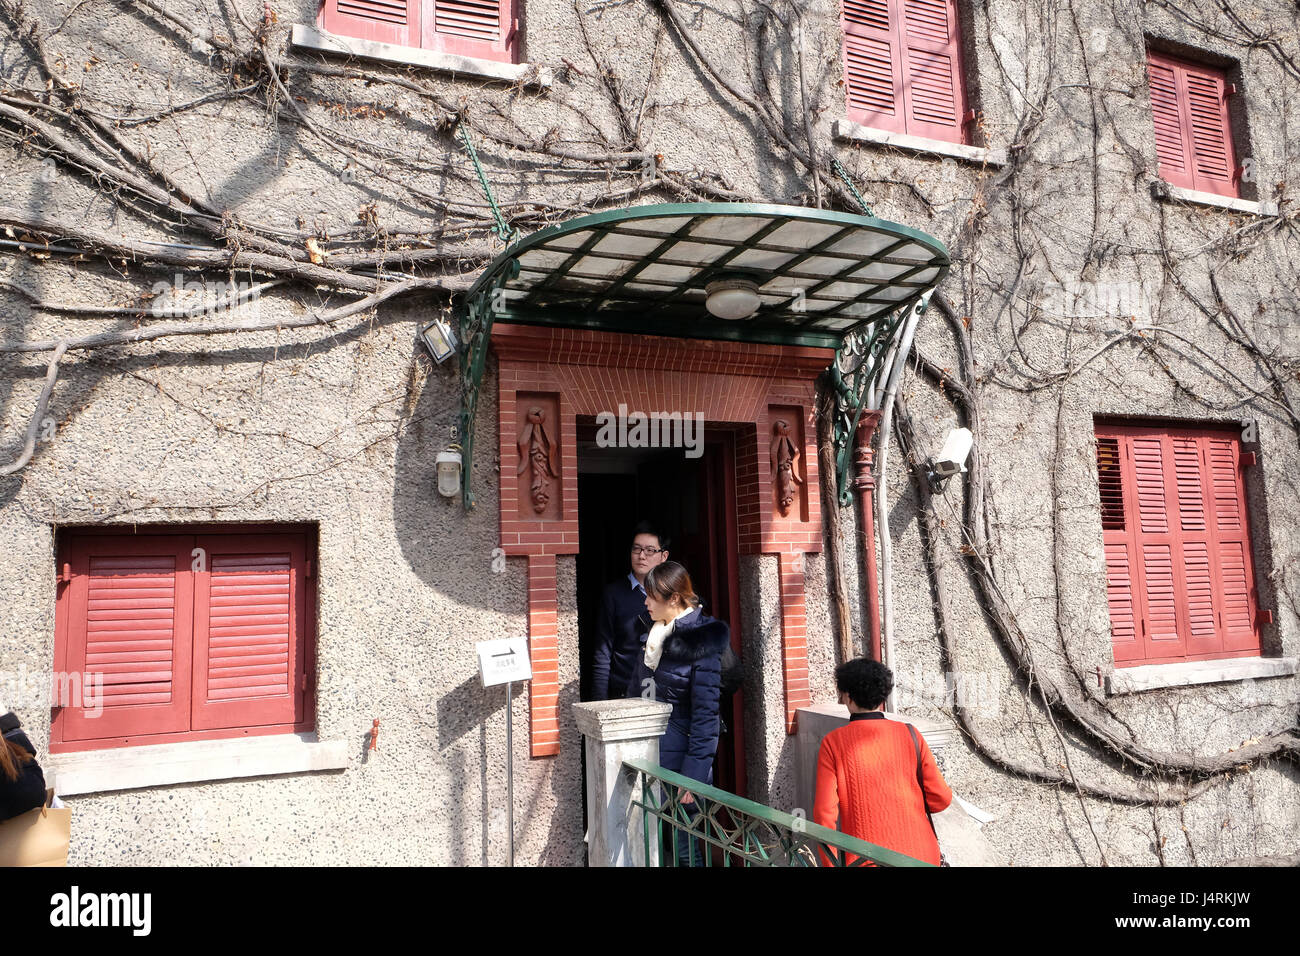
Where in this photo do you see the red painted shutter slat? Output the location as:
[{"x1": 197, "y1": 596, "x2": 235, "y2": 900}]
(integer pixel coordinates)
[
  {"x1": 192, "y1": 534, "x2": 307, "y2": 731},
  {"x1": 1131, "y1": 437, "x2": 1169, "y2": 533},
  {"x1": 60, "y1": 537, "x2": 194, "y2": 742},
  {"x1": 1140, "y1": 542, "x2": 1185, "y2": 657},
  {"x1": 1207, "y1": 439, "x2": 1242, "y2": 529},
  {"x1": 842, "y1": 0, "x2": 905, "y2": 131},
  {"x1": 1103, "y1": 544, "x2": 1143, "y2": 660},
  {"x1": 899, "y1": 0, "x2": 966, "y2": 143},
  {"x1": 320, "y1": 0, "x2": 420, "y2": 48},
  {"x1": 1173, "y1": 438, "x2": 1205, "y2": 530}
]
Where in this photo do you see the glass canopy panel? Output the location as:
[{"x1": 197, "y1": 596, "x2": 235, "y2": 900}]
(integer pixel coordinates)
[
  {"x1": 593, "y1": 232, "x2": 667, "y2": 257},
  {"x1": 688, "y1": 216, "x2": 770, "y2": 241},
  {"x1": 868, "y1": 284, "x2": 918, "y2": 302},
  {"x1": 762, "y1": 220, "x2": 845, "y2": 248},
  {"x1": 853, "y1": 261, "x2": 913, "y2": 281},
  {"x1": 544, "y1": 232, "x2": 589, "y2": 250},
  {"x1": 622, "y1": 216, "x2": 692, "y2": 234},
  {"x1": 664, "y1": 240, "x2": 731, "y2": 265},
  {"x1": 792, "y1": 255, "x2": 858, "y2": 276},
  {"x1": 728, "y1": 248, "x2": 798, "y2": 270},
  {"x1": 827, "y1": 231, "x2": 901, "y2": 257},
  {"x1": 572, "y1": 255, "x2": 636, "y2": 278},
  {"x1": 467, "y1": 203, "x2": 948, "y2": 348},
  {"x1": 637, "y1": 263, "x2": 700, "y2": 283},
  {"x1": 889, "y1": 241, "x2": 936, "y2": 262},
  {"x1": 517, "y1": 249, "x2": 574, "y2": 270},
  {"x1": 819, "y1": 281, "x2": 872, "y2": 299}
]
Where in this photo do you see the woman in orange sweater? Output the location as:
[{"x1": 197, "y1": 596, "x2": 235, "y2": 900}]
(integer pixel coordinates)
[{"x1": 813, "y1": 659, "x2": 952, "y2": 866}]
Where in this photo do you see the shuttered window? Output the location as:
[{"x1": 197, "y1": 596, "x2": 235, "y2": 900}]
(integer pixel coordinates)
[
  {"x1": 1094, "y1": 424, "x2": 1262, "y2": 667},
  {"x1": 51, "y1": 528, "x2": 315, "y2": 753},
  {"x1": 840, "y1": 0, "x2": 970, "y2": 145},
  {"x1": 319, "y1": 0, "x2": 518, "y2": 63},
  {"x1": 1146, "y1": 50, "x2": 1239, "y2": 198}
]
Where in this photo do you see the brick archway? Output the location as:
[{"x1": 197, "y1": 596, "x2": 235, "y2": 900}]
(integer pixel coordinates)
[{"x1": 491, "y1": 324, "x2": 834, "y2": 756}]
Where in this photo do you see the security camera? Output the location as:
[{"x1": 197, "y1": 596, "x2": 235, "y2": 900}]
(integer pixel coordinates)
[{"x1": 925, "y1": 427, "x2": 973, "y2": 491}]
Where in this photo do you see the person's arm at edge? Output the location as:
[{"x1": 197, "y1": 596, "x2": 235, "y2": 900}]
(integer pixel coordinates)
[
  {"x1": 591, "y1": 585, "x2": 615, "y2": 700},
  {"x1": 813, "y1": 736, "x2": 839, "y2": 866},
  {"x1": 680, "y1": 653, "x2": 721, "y2": 785},
  {"x1": 918, "y1": 732, "x2": 953, "y2": 813}
]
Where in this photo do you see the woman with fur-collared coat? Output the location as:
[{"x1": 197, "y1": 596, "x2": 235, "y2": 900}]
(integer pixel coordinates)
[{"x1": 625, "y1": 562, "x2": 731, "y2": 788}]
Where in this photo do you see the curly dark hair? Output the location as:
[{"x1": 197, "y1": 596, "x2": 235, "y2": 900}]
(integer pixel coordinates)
[{"x1": 835, "y1": 658, "x2": 893, "y2": 710}]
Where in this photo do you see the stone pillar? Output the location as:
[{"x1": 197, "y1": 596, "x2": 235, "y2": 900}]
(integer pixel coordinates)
[{"x1": 573, "y1": 698, "x2": 672, "y2": 868}]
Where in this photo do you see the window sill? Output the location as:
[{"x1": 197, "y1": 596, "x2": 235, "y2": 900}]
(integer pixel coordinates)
[
  {"x1": 1150, "y1": 180, "x2": 1279, "y2": 217},
  {"x1": 1105, "y1": 656, "x2": 1297, "y2": 696},
  {"x1": 45, "y1": 733, "x2": 350, "y2": 796},
  {"x1": 290, "y1": 25, "x2": 553, "y2": 89},
  {"x1": 832, "y1": 119, "x2": 1008, "y2": 168}
]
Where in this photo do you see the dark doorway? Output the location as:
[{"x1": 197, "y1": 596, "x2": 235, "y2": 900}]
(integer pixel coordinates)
[{"x1": 576, "y1": 420, "x2": 747, "y2": 802}]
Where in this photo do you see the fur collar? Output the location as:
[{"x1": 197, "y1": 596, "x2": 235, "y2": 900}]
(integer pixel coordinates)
[{"x1": 661, "y1": 612, "x2": 731, "y2": 662}]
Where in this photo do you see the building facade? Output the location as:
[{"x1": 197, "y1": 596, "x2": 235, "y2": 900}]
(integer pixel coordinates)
[{"x1": 1, "y1": 0, "x2": 1297, "y2": 865}]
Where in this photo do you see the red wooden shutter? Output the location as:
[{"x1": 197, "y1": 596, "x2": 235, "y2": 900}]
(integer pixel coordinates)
[
  {"x1": 898, "y1": 0, "x2": 966, "y2": 143},
  {"x1": 1147, "y1": 54, "x2": 1193, "y2": 190},
  {"x1": 57, "y1": 536, "x2": 194, "y2": 742},
  {"x1": 320, "y1": 0, "x2": 420, "y2": 49},
  {"x1": 1097, "y1": 424, "x2": 1261, "y2": 667},
  {"x1": 1147, "y1": 51, "x2": 1238, "y2": 198},
  {"x1": 842, "y1": 0, "x2": 906, "y2": 134},
  {"x1": 1204, "y1": 437, "x2": 1260, "y2": 653},
  {"x1": 422, "y1": 0, "x2": 516, "y2": 62},
  {"x1": 192, "y1": 534, "x2": 308, "y2": 731},
  {"x1": 841, "y1": 0, "x2": 967, "y2": 143},
  {"x1": 1128, "y1": 435, "x2": 1187, "y2": 661},
  {"x1": 1172, "y1": 436, "x2": 1219, "y2": 658}
]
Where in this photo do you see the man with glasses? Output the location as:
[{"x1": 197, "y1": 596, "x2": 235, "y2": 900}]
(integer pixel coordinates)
[{"x1": 592, "y1": 521, "x2": 670, "y2": 700}]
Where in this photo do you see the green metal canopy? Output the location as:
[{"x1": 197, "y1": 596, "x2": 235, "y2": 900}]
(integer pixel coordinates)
[
  {"x1": 463, "y1": 202, "x2": 949, "y2": 349},
  {"x1": 454, "y1": 202, "x2": 949, "y2": 509}
]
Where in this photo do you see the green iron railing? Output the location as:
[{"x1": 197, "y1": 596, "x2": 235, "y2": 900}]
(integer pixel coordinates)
[{"x1": 624, "y1": 758, "x2": 932, "y2": 868}]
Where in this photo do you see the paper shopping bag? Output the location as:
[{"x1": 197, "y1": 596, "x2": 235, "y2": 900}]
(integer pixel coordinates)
[{"x1": 0, "y1": 789, "x2": 70, "y2": 867}]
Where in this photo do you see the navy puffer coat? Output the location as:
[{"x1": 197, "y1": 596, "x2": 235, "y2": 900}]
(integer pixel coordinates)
[{"x1": 625, "y1": 608, "x2": 731, "y2": 785}]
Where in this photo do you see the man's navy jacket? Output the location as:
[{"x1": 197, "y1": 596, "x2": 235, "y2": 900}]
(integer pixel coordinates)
[{"x1": 591, "y1": 577, "x2": 651, "y2": 700}]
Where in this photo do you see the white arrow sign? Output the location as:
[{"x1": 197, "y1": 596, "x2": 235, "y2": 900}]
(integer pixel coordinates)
[{"x1": 477, "y1": 637, "x2": 532, "y2": 688}]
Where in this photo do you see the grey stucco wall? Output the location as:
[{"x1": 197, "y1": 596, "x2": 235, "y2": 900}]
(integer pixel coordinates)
[{"x1": 1, "y1": 0, "x2": 1297, "y2": 865}]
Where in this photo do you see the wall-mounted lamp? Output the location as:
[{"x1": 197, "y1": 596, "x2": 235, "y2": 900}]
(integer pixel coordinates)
[
  {"x1": 925, "y1": 427, "x2": 973, "y2": 493},
  {"x1": 420, "y1": 318, "x2": 459, "y2": 364},
  {"x1": 705, "y1": 275, "x2": 761, "y2": 320},
  {"x1": 436, "y1": 445, "x2": 463, "y2": 498}
]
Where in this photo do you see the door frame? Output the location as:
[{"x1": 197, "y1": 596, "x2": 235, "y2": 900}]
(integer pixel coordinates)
[{"x1": 491, "y1": 323, "x2": 833, "y2": 759}]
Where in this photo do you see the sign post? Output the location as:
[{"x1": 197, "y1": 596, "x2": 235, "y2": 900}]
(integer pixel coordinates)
[{"x1": 476, "y1": 637, "x2": 532, "y2": 866}]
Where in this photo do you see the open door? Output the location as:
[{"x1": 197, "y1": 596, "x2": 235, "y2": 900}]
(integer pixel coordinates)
[{"x1": 619, "y1": 431, "x2": 747, "y2": 798}]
